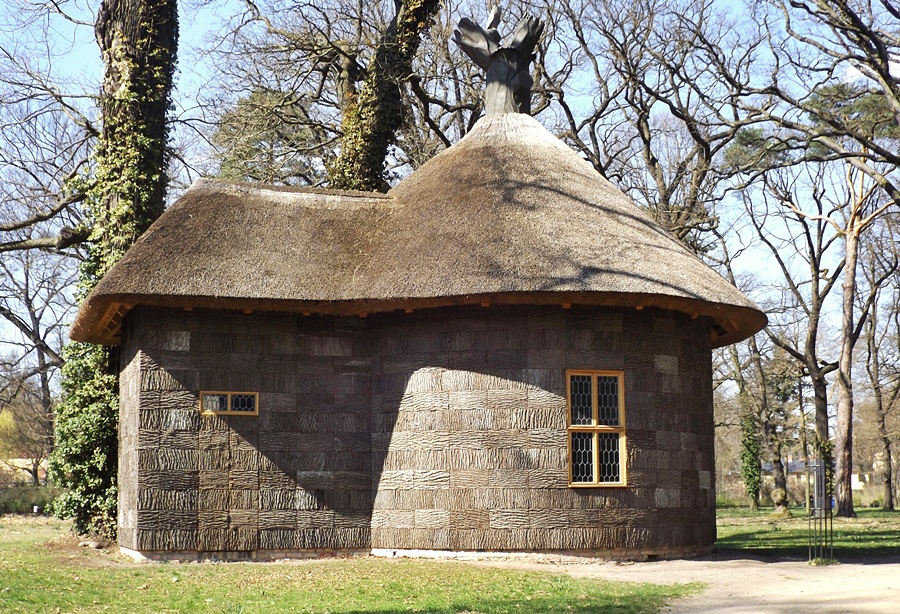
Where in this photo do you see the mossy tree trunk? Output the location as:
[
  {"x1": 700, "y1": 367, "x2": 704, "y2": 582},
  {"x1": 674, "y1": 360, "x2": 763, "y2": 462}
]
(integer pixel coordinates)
[
  {"x1": 48, "y1": 0, "x2": 177, "y2": 538},
  {"x1": 327, "y1": 0, "x2": 440, "y2": 192},
  {"x1": 740, "y1": 409, "x2": 761, "y2": 510},
  {"x1": 763, "y1": 422, "x2": 788, "y2": 514}
]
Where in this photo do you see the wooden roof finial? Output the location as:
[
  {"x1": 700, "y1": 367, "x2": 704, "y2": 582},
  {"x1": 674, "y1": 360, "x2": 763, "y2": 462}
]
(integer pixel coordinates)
[{"x1": 453, "y1": 6, "x2": 544, "y2": 116}]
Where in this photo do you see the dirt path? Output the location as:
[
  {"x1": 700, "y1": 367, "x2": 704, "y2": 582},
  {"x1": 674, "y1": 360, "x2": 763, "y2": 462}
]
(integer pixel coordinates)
[{"x1": 474, "y1": 551, "x2": 900, "y2": 613}]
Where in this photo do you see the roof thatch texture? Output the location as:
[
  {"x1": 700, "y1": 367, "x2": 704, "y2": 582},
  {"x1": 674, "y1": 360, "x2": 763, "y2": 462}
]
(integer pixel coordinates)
[{"x1": 71, "y1": 113, "x2": 765, "y2": 347}]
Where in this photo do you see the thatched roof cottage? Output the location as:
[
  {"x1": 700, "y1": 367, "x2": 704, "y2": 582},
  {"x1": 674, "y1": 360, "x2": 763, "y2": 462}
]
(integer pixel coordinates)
[{"x1": 71, "y1": 12, "x2": 765, "y2": 561}]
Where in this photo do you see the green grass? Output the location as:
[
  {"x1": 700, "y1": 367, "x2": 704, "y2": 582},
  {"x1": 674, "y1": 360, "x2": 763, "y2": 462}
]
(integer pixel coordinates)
[
  {"x1": 0, "y1": 516, "x2": 697, "y2": 614},
  {"x1": 715, "y1": 507, "x2": 900, "y2": 559}
]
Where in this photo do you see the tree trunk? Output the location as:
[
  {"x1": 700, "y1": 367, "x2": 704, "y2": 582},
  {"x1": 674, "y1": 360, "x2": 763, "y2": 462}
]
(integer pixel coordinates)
[
  {"x1": 866, "y1": 294, "x2": 895, "y2": 512},
  {"x1": 808, "y1": 367, "x2": 830, "y2": 450},
  {"x1": 765, "y1": 423, "x2": 789, "y2": 514},
  {"x1": 49, "y1": 0, "x2": 178, "y2": 538},
  {"x1": 879, "y1": 416, "x2": 894, "y2": 511},
  {"x1": 740, "y1": 408, "x2": 761, "y2": 511},
  {"x1": 35, "y1": 336, "x2": 54, "y2": 483},
  {"x1": 807, "y1": 364, "x2": 834, "y2": 503},
  {"x1": 30, "y1": 459, "x2": 40, "y2": 486},
  {"x1": 92, "y1": 0, "x2": 178, "y2": 274},
  {"x1": 835, "y1": 228, "x2": 860, "y2": 518},
  {"x1": 328, "y1": 0, "x2": 441, "y2": 191}
]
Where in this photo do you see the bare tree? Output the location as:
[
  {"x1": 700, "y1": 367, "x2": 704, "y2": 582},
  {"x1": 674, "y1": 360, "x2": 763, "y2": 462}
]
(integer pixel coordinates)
[
  {"x1": 0, "y1": 371, "x2": 55, "y2": 485},
  {"x1": 0, "y1": 246, "x2": 76, "y2": 484},
  {"x1": 732, "y1": 160, "x2": 842, "y2": 460},
  {"x1": 0, "y1": 249, "x2": 77, "y2": 402},
  {"x1": 705, "y1": 0, "x2": 900, "y2": 516},
  {"x1": 860, "y1": 215, "x2": 900, "y2": 510},
  {"x1": 541, "y1": 0, "x2": 762, "y2": 249},
  {"x1": 712, "y1": 229, "x2": 801, "y2": 512},
  {"x1": 735, "y1": 149, "x2": 894, "y2": 517},
  {"x1": 0, "y1": 1, "x2": 97, "y2": 254}
]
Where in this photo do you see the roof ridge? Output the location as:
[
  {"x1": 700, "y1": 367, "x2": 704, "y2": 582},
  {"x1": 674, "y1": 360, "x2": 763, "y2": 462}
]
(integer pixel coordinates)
[{"x1": 191, "y1": 177, "x2": 395, "y2": 202}]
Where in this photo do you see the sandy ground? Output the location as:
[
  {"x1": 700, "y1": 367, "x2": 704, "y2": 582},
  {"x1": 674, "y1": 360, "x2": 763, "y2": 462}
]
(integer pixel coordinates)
[{"x1": 475, "y1": 551, "x2": 900, "y2": 614}]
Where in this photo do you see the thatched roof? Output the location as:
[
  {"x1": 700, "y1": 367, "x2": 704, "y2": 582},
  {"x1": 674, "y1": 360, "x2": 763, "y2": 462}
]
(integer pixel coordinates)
[{"x1": 71, "y1": 113, "x2": 765, "y2": 347}]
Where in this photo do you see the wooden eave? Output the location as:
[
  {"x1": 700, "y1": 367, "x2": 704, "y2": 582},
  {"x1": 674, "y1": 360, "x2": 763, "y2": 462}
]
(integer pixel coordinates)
[{"x1": 72, "y1": 290, "x2": 766, "y2": 348}]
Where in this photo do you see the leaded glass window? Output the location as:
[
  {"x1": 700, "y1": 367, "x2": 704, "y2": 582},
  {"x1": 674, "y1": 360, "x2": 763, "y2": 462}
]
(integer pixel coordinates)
[
  {"x1": 570, "y1": 375, "x2": 594, "y2": 425},
  {"x1": 566, "y1": 371, "x2": 625, "y2": 486},
  {"x1": 571, "y1": 432, "x2": 595, "y2": 482},
  {"x1": 199, "y1": 391, "x2": 259, "y2": 415}
]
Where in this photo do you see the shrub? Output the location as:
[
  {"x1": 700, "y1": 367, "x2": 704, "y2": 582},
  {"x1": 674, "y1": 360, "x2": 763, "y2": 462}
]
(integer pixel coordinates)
[
  {"x1": 48, "y1": 341, "x2": 118, "y2": 537},
  {"x1": 0, "y1": 484, "x2": 65, "y2": 514}
]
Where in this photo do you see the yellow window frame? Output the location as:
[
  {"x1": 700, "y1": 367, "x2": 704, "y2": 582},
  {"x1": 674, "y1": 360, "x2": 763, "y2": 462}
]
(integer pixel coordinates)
[
  {"x1": 199, "y1": 391, "x2": 259, "y2": 416},
  {"x1": 565, "y1": 370, "x2": 626, "y2": 487}
]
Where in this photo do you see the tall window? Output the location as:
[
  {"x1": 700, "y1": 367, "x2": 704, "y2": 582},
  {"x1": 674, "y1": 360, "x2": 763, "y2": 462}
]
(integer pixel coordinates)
[{"x1": 566, "y1": 370, "x2": 625, "y2": 486}]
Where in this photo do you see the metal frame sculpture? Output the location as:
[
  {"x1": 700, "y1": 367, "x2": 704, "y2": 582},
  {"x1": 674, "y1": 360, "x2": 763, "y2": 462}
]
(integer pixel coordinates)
[{"x1": 808, "y1": 458, "x2": 834, "y2": 561}]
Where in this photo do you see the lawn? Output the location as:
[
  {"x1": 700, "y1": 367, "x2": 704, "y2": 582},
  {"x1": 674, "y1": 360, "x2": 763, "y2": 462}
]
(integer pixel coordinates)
[
  {"x1": 0, "y1": 515, "x2": 696, "y2": 614},
  {"x1": 715, "y1": 507, "x2": 900, "y2": 560},
  {"x1": 7, "y1": 507, "x2": 894, "y2": 613}
]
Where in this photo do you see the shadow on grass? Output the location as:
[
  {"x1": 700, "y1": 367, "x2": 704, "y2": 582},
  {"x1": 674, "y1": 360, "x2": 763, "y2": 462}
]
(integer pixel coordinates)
[{"x1": 715, "y1": 528, "x2": 900, "y2": 562}]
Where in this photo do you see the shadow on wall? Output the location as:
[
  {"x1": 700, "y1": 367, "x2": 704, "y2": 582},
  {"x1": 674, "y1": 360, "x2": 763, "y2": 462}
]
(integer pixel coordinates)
[{"x1": 132, "y1": 303, "x2": 716, "y2": 554}]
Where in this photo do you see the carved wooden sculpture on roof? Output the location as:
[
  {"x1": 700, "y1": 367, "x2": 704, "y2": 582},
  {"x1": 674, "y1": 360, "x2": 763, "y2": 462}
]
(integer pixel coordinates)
[{"x1": 453, "y1": 6, "x2": 544, "y2": 115}]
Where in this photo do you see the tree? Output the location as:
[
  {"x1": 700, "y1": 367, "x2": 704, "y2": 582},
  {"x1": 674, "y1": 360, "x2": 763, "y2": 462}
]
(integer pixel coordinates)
[
  {"x1": 0, "y1": 247, "x2": 76, "y2": 488},
  {"x1": 710, "y1": 0, "x2": 900, "y2": 514},
  {"x1": 0, "y1": 248, "x2": 76, "y2": 413},
  {"x1": 326, "y1": 0, "x2": 442, "y2": 190},
  {"x1": 213, "y1": 0, "x2": 445, "y2": 191},
  {"x1": 0, "y1": 4, "x2": 95, "y2": 409},
  {"x1": 831, "y1": 164, "x2": 894, "y2": 516},
  {"x1": 49, "y1": 0, "x2": 178, "y2": 537},
  {"x1": 0, "y1": 371, "x2": 55, "y2": 485},
  {"x1": 727, "y1": 146, "x2": 842, "y2": 469},
  {"x1": 213, "y1": 88, "x2": 332, "y2": 185},
  {"x1": 542, "y1": 0, "x2": 761, "y2": 250},
  {"x1": 739, "y1": 403, "x2": 762, "y2": 509},
  {"x1": 0, "y1": 1, "x2": 96, "y2": 256},
  {"x1": 723, "y1": 1, "x2": 900, "y2": 210},
  {"x1": 712, "y1": 231, "x2": 798, "y2": 511},
  {"x1": 859, "y1": 215, "x2": 900, "y2": 510},
  {"x1": 727, "y1": 334, "x2": 800, "y2": 514},
  {"x1": 733, "y1": 148, "x2": 894, "y2": 517}
]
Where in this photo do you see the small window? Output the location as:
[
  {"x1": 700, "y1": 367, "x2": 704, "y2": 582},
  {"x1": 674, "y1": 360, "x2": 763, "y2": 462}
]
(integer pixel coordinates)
[
  {"x1": 199, "y1": 391, "x2": 258, "y2": 416},
  {"x1": 566, "y1": 370, "x2": 625, "y2": 486}
]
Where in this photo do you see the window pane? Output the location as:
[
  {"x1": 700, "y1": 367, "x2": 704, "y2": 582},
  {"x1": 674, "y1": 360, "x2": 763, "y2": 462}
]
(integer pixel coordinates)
[
  {"x1": 596, "y1": 375, "x2": 619, "y2": 425},
  {"x1": 571, "y1": 432, "x2": 594, "y2": 483},
  {"x1": 570, "y1": 375, "x2": 593, "y2": 425},
  {"x1": 230, "y1": 394, "x2": 257, "y2": 413},
  {"x1": 202, "y1": 393, "x2": 227, "y2": 413},
  {"x1": 598, "y1": 433, "x2": 621, "y2": 483}
]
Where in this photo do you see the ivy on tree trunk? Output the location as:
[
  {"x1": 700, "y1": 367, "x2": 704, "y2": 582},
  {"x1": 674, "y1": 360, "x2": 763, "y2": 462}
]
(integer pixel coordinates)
[
  {"x1": 48, "y1": 0, "x2": 177, "y2": 538},
  {"x1": 740, "y1": 409, "x2": 761, "y2": 511},
  {"x1": 328, "y1": 0, "x2": 440, "y2": 192}
]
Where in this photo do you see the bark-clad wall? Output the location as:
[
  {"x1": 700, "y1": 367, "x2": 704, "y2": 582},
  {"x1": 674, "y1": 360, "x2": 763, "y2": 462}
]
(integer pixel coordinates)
[{"x1": 118, "y1": 305, "x2": 715, "y2": 558}]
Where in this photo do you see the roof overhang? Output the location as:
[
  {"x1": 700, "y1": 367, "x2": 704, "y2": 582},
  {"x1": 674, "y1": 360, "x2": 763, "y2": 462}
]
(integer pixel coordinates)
[{"x1": 71, "y1": 290, "x2": 766, "y2": 348}]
